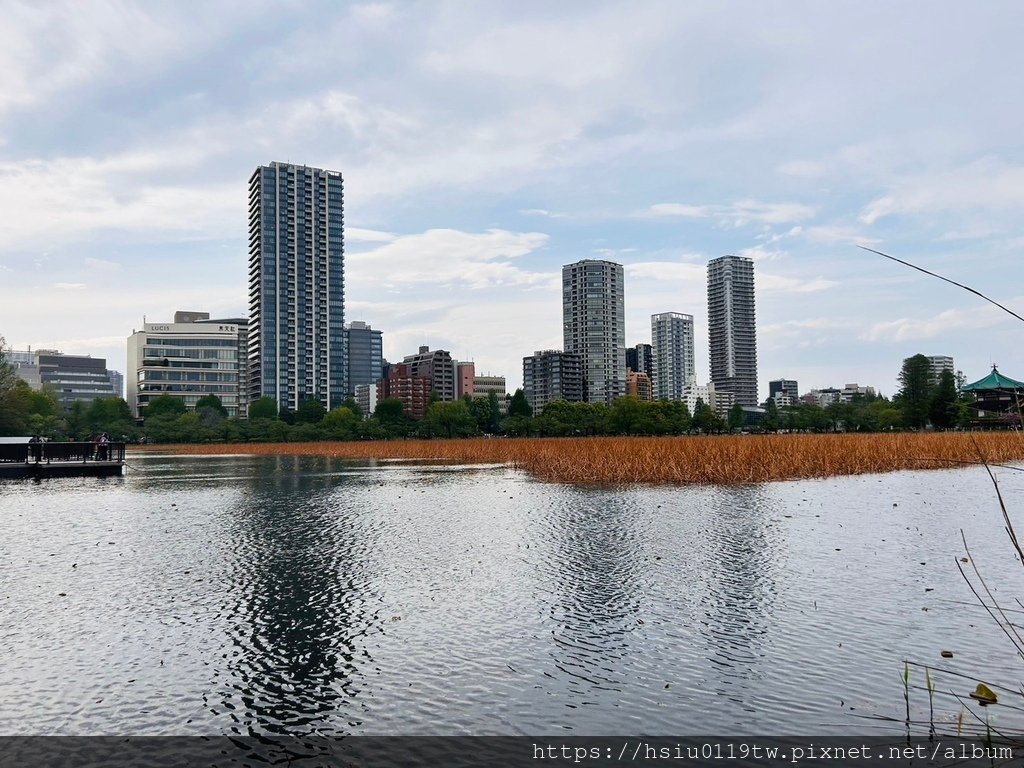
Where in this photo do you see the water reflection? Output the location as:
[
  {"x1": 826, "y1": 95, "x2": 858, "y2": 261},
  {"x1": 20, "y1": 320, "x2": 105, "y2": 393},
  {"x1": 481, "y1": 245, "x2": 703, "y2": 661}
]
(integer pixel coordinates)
[
  {"x1": 537, "y1": 492, "x2": 646, "y2": 700},
  {"x1": 211, "y1": 455, "x2": 384, "y2": 735},
  {"x1": 696, "y1": 485, "x2": 780, "y2": 709}
]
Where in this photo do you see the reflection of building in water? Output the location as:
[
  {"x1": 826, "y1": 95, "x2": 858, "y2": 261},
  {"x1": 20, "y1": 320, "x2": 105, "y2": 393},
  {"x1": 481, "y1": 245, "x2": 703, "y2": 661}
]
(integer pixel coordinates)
[
  {"x1": 211, "y1": 455, "x2": 383, "y2": 736},
  {"x1": 695, "y1": 485, "x2": 779, "y2": 705},
  {"x1": 538, "y1": 492, "x2": 645, "y2": 698}
]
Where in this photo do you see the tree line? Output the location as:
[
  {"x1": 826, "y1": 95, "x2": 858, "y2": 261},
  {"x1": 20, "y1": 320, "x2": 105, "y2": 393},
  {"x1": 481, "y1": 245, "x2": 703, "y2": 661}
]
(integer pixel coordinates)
[{"x1": 0, "y1": 340, "x2": 1006, "y2": 442}]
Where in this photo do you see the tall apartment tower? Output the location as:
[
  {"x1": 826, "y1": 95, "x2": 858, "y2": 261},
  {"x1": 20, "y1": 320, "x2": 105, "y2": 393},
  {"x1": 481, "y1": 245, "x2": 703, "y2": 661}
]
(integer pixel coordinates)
[
  {"x1": 562, "y1": 259, "x2": 626, "y2": 405},
  {"x1": 247, "y1": 162, "x2": 345, "y2": 412},
  {"x1": 707, "y1": 255, "x2": 758, "y2": 407},
  {"x1": 651, "y1": 312, "x2": 695, "y2": 401}
]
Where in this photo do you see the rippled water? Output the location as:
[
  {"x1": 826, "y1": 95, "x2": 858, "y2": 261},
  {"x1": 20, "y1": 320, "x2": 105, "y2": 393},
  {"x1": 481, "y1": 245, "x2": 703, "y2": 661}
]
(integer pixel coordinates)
[{"x1": 1, "y1": 453, "x2": 1023, "y2": 736}]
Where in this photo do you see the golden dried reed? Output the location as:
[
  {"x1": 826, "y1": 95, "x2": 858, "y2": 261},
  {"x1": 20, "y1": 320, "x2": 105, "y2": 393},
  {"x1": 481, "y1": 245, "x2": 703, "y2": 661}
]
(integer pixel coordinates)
[{"x1": 156, "y1": 432, "x2": 1024, "y2": 485}]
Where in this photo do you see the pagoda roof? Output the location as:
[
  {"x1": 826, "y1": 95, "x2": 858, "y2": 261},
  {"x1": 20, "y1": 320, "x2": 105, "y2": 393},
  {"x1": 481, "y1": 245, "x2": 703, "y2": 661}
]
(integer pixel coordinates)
[{"x1": 963, "y1": 366, "x2": 1024, "y2": 392}]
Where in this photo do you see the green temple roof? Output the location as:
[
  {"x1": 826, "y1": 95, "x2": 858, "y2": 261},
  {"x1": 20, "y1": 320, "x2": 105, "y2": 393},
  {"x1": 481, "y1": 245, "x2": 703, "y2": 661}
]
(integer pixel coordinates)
[{"x1": 963, "y1": 366, "x2": 1024, "y2": 391}]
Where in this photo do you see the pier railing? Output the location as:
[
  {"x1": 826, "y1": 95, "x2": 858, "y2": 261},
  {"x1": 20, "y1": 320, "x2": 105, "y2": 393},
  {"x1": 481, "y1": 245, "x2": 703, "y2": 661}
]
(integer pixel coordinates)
[{"x1": 0, "y1": 442, "x2": 127, "y2": 464}]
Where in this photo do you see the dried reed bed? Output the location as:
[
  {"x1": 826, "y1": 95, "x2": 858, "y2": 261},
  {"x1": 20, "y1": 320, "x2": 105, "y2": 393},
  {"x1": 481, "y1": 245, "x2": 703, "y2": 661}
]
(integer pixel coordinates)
[{"x1": 160, "y1": 432, "x2": 1024, "y2": 485}]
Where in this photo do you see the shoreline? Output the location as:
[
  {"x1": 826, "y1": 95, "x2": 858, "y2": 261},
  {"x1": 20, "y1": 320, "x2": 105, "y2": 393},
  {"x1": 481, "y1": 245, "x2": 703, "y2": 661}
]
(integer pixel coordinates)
[{"x1": 143, "y1": 432, "x2": 1024, "y2": 485}]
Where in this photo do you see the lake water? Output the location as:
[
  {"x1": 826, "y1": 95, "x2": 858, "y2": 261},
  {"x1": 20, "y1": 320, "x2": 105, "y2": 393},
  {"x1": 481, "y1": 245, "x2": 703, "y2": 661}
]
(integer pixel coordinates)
[{"x1": 1, "y1": 452, "x2": 1023, "y2": 737}]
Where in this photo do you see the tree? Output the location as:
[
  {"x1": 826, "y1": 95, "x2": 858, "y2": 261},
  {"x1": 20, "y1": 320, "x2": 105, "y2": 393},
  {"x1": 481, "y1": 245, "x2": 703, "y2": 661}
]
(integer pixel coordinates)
[
  {"x1": 727, "y1": 402, "x2": 745, "y2": 433},
  {"x1": 928, "y1": 369, "x2": 959, "y2": 430},
  {"x1": 762, "y1": 398, "x2": 779, "y2": 432},
  {"x1": 692, "y1": 399, "x2": 721, "y2": 433},
  {"x1": 296, "y1": 398, "x2": 327, "y2": 424},
  {"x1": 322, "y1": 406, "x2": 360, "y2": 440},
  {"x1": 248, "y1": 397, "x2": 278, "y2": 420},
  {"x1": 143, "y1": 395, "x2": 187, "y2": 420},
  {"x1": 0, "y1": 337, "x2": 27, "y2": 435},
  {"x1": 609, "y1": 396, "x2": 644, "y2": 435},
  {"x1": 508, "y1": 389, "x2": 533, "y2": 418},
  {"x1": 195, "y1": 394, "x2": 228, "y2": 416},
  {"x1": 421, "y1": 400, "x2": 477, "y2": 438},
  {"x1": 896, "y1": 354, "x2": 934, "y2": 429}
]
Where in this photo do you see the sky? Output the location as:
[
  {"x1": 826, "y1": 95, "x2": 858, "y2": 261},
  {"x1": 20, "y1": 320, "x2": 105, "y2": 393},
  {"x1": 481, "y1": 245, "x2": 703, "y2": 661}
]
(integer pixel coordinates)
[{"x1": 1, "y1": 1, "x2": 1022, "y2": 400}]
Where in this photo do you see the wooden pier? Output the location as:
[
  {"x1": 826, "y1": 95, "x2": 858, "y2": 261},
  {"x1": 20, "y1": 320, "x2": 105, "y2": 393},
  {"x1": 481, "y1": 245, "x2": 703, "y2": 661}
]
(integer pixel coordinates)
[{"x1": 0, "y1": 442, "x2": 126, "y2": 479}]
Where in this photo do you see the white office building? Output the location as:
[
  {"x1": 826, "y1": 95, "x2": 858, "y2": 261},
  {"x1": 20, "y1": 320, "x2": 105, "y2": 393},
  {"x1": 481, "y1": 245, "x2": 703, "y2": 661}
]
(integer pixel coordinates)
[{"x1": 127, "y1": 319, "x2": 243, "y2": 418}]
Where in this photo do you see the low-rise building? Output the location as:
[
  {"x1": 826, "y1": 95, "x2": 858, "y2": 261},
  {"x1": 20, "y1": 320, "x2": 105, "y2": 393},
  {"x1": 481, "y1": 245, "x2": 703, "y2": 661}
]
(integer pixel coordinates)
[
  {"x1": 127, "y1": 317, "x2": 243, "y2": 418},
  {"x1": 626, "y1": 369, "x2": 653, "y2": 401}
]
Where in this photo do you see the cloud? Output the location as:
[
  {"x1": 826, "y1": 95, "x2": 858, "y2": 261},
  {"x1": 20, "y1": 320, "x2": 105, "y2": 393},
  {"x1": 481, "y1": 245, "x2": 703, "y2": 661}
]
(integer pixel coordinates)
[
  {"x1": 53, "y1": 282, "x2": 85, "y2": 290},
  {"x1": 757, "y1": 273, "x2": 838, "y2": 293},
  {"x1": 860, "y1": 158, "x2": 1024, "y2": 225},
  {"x1": 644, "y1": 199, "x2": 816, "y2": 227},
  {"x1": 347, "y1": 227, "x2": 397, "y2": 243},
  {"x1": 860, "y1": 301, "x2": 1019, "y2": 342},
  {"x1": 625, "y1": 261, "x2": 705, "y2": 282},
  {"x1": 84, "y1": 257, "x2": 122, "y2": 271},
  {"x1": 346, "y1": 228, "x2": 551, "y2": 289}
]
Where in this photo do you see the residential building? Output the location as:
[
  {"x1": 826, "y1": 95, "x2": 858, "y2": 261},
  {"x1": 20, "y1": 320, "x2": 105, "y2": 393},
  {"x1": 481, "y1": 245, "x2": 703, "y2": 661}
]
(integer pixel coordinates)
[
  {"x1": 354, "y1": 382, "x2": 377, "y2": 418},
  {"x1": 377, "y1": 362, "x2": 431, "y2": 420},
  {"x1": 682, "y1": 381, "x2": 733, "y2": 419},
  {"x1": 403, "y1": 346, "x2": 456, "y2": 401},
  {"x1": 927, "y1": 355, "x2": 954, "y2": 384},
  {"x1": 840, "y1": 383, "x2": 876, "y2": 402},
  {"x1": 345, "y1": 321, "x2": 383, "y2": 396},
  {"x1": 769, "y1": 378, "x2": 798, "y2": 401},
  {"x1": 247, "y1": 161, "x2": 345, "y2": 413},
  {"x1": 625, "y1": 343, "x2": 654, "y2": 384},
  {"x1": 707, "y1": 255, "x2": 758, "y2": 407},
  {"x1": 651, "y1": 312, "x2": 695, "y2": 400},
  {"x1": 523, "y1": 350, "x2": 584, "y2": 413},
  {"x1": 626, "y1": 369, "x2": 653, "y2": 401},
  {"x1": 127, "y1": 318, "x2": 243, "y2": 418},
  {"x1": 562, "y1": 259, "x2": 626, "y2": 405},
  {"x1": 456, "y1": 361, "x2": 476, "y2": 399},
  {"x1": 804, "y1": 387, "x2": 842, "y2": 407}
]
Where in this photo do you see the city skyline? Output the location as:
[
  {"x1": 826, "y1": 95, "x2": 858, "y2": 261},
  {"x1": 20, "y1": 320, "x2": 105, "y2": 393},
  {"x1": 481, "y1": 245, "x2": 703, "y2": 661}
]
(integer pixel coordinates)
[{"x1": 1, "y1": 3, "x2": 1022, "y2": 400}]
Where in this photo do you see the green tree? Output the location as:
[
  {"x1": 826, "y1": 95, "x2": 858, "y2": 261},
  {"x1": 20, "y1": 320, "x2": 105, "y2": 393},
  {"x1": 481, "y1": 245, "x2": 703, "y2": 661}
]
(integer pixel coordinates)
[
  {"x1": 692, "y1": 399, "x2": 720, "y2": 433},
  {"x1": 86, "y1": 397, "x2": 137, "y2": 438},
  {"x1": 896, "y1": 354, "x2": 934, "y2": 429},
  {"x1": 762, "y1": 398, "x2": 779, "y2": 432},
  {"x1": 322, "y1": 406, "x2": 360, "y2": 440},
  {"x1": 195, "y1": 394, "x2": 228, "y2": 416},
  {"x1": 928, "y1": 369, "x2": 959, "y2": 429},
  {"x1": 421, "y1": 400, "x2": 477, "y2": 438},
  {"x1": 0, "y1": 337, "x2": 27, "y2": 435},
  {"x1": 143, "y1": 395, "x2": 187, "y2": 420},
  {"x1": 373, "y1": 398, "x2": 413, "y2": 438},
  {"x1": 727, "y1": 402, "x2": 745, "y2": 433},
  {"x1": 508, "y1": 389, "x2": 533, "y2": 418},
  {"x1": 296, "y1": 397, "x2": 327, "y2": 424},
  {"x1": 609, "y1": 396, "x2": 644, "y2": 435},
  {"x1": 247, "y1": 397, "x2": 278, "y2": 420}
]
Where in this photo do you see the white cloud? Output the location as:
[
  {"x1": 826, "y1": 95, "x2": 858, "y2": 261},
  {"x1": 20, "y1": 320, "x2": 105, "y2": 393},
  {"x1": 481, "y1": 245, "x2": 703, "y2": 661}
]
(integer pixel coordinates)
[
  {"x1": 860, "y1": 158, "x2": 1024, "y2": 224},
  {"x1": 347, "y1": 227, "x2": 397, "y2": 243},
  {"x1": 860, "y1": 301, "x2": 1019, "y2": 343},
  {"x1": 53, "y1": 282, "x2": 85, "y2": 290},
  {"x1": 757, "y1": 273, "x2": 838, "y2": 293},
  {"x1": 645, "y1": 199, "x2": 816, "y2": 227},
  {"x1": 347, "y1": 228, "x2": 551, "y2": 289}
]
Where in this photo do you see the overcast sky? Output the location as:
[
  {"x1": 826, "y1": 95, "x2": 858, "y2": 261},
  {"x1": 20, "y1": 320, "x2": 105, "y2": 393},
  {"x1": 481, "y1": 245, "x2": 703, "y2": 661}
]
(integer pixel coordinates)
[{"x1": 1, "y1": 1, "x2": 1022, "y2": 398}]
